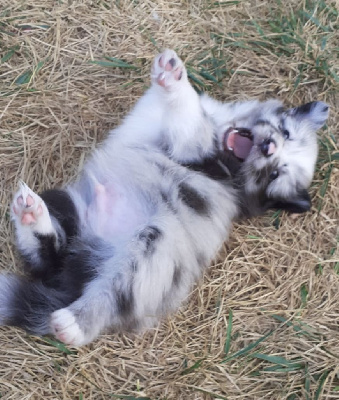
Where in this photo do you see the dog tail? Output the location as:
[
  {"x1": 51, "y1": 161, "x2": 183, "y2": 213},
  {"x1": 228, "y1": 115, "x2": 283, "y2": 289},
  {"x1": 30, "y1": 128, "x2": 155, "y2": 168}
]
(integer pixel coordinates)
[{"x1": 0, "y1": 274, "x2": 73, "y2": 335}]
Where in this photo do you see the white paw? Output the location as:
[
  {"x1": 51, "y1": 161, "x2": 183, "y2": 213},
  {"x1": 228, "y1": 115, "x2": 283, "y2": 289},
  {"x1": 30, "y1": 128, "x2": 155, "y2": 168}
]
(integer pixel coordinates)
[
  {"x1": 11, "y1": 182, "x2": 52, "y2": 233},
  {"x1": 151, "y1": 49, "x2": 187, "y2": 90},
  {"x1": 50, "y1": 308, "x2": 86, "y2": 347}
]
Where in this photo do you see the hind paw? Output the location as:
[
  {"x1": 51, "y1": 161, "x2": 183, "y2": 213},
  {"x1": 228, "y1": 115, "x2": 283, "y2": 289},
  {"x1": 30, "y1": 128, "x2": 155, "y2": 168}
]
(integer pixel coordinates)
[
  {"x1": 151, "y1": 49, "x2": 187, "y2": 90},
  {"x1": 11, "y1": 182, "x2": 52, "y2": 233},
  {"x1": 50, "y1": 308, "x2": 86, "y2": 347}
]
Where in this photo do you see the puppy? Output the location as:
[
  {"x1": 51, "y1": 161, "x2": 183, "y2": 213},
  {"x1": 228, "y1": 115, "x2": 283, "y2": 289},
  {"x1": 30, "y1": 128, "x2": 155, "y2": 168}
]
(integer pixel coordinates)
[{"x1": 0, "y1": 50, "x2": 328, "y2": 346}]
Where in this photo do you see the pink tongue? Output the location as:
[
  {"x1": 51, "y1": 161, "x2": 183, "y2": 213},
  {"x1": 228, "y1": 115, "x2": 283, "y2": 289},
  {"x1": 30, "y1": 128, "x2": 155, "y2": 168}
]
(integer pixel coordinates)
[
  {"x1": 233, "y1": 134, "x2": 253, "y2": 159},
  {"x1": 227, "y1": 131, "x2": 253, "y2": 160}
]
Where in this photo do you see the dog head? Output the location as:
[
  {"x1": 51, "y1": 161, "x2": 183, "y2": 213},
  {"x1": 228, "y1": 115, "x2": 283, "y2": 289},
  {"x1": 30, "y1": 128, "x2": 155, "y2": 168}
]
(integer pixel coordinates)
[{"x1": 224, "y1": 100, "x2": 329, "y2": 215}]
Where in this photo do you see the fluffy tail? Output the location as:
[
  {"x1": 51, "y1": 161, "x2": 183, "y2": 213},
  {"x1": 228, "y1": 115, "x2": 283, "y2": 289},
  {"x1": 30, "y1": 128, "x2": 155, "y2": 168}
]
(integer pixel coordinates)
[{"x1": 0, "y1": 274, "x2": 73, "y2": 335}]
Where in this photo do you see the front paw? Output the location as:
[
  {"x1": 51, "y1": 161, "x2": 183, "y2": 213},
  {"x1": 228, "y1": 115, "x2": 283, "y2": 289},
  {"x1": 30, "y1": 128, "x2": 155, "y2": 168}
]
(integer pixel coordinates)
[{"x1": 151, "y1": 49, "x2": 187, "y2": 90}]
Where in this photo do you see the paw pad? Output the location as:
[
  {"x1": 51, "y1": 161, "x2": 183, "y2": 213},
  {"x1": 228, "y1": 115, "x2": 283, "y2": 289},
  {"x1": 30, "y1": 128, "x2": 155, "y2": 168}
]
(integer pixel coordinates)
[
  {"x1": 12, "y1": 182, "x2": 46, "y2": 227},
  {"x1": 152, "y1": 49, "x2": 186, "y2": 89}
]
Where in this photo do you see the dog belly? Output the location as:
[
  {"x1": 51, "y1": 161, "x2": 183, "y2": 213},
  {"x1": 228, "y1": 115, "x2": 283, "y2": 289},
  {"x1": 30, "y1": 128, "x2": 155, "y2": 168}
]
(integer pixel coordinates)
[{"x1": 85, "y1": 182, "x2": 150, "y2": 240}]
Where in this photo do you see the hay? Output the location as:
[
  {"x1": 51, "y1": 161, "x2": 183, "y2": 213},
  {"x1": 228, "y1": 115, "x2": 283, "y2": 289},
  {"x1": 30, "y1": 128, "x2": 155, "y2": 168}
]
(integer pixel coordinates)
[{"x1": 0, "y1": 0, "x2": 338, "y2": 399}]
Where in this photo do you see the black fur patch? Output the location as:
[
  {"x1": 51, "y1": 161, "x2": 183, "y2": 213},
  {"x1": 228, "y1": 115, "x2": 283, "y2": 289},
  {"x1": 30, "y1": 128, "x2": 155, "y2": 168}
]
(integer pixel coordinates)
[
  {"x1": 255, "y1": 119, "x2": 271, "y2": 126},
  {"x1": 268, "y1": 189, "x2": 311, "y2": 214},
  {"x1": 8, "y1": 236, "x2": 115, "y2": 335},
  {"x1": 116, "y1": 285, "x2": 134, "y2": 317},
  {"x1": 25, "y1": 233, "x2": 63, "y2": 281},
  {"x1": 254, "y1": 167, "x2": 270, "y2": 185},
  {"x1": 60, "y1": 237, "x2": 112, "y2": 294},
  {"x1": 184, "y1": 151, "x2": 241, "y2": 181},
  {"x1": 40, "y1": 189, "x2": 79, "y2": 238},
  {"x1": 178, "y1": 183, "x2": 209, "y2": 215},
  {"x1": 10, "y1": 278, "x2": 74, "y2": 335},
  {"x1": 161, "y1": 191, "x2": 176, "y2": 213},
  {"x1": 294, "y1": 102, "x2": 315, "y2": 115},
  {"x1": 275, "y1": 106, "x2": 285, "y2": 115},
  {"x1": 138, "y1": 226, "x2": 162, "y2": 255},
  {"x1": 172, "y1": 264, "x2": 182, "y2": 287}
]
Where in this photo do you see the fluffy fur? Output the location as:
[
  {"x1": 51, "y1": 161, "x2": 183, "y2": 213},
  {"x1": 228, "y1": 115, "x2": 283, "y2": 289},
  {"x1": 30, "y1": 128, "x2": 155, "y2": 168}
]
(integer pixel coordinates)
[{"x1": 0, "y1": 50, "x2": 328, "y2": 346}]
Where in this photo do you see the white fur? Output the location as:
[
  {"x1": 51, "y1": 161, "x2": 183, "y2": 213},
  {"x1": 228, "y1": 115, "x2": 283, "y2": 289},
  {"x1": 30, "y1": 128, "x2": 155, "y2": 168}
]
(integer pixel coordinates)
[
  {"x1": 11, "y1": 182, "x2": 59, "y2": 262},
  {"x1": 50, "y1": 309, "x2": 85, "y2": 346},
  {"x1": 6, "y1": 50, "x2": 328, "y2": 346}
]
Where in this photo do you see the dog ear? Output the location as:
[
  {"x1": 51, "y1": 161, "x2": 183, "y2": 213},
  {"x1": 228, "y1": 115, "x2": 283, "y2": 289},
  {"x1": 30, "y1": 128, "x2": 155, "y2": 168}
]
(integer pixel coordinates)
[
  {"x1": 267, "y1": 189, "x2": 312, "y2": 214},
  {"x1": 288, "y1": 101, "x2": 329, "y2": 131}
]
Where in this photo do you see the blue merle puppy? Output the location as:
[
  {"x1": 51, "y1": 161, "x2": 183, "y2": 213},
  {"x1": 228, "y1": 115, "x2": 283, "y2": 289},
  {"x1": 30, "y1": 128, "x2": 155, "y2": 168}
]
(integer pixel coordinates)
[{"x1": 0, "y1": 49, "x2": 329, "y2": 346}]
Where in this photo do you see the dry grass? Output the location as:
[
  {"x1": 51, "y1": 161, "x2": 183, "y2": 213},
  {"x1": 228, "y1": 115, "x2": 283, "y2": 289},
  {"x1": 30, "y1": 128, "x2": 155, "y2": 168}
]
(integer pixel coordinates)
[{"x1": 0, "y1": 0, "x2": 338, "y2": 399}]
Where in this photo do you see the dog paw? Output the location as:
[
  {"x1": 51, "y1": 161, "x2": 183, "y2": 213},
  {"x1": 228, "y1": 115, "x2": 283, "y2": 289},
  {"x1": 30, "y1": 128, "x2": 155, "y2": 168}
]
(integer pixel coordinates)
[
  {"x1": 11, "y1": 182, "x2": 52, "y2": 233},
  {"x1": 151, "y1": 49, "x2": 187, "y2": 89},
  {"x1": 50, "y1": 308, "x2": 86, "y2": 347}
]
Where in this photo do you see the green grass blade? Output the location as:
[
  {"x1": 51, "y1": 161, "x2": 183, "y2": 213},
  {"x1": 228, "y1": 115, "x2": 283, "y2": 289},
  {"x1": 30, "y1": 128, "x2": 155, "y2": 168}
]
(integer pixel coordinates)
[
  {"x1": 186, "y1": 68, "x2": 206, "y2": 92},
  {"x1": 16, "y1": 24, "x2": 50, "y2": 30},
  {"x1": 14, "y1": 60, "x2": 45, "y2": 85},
  {"x1": 251, "y1": 20, "x2": 265, "y2": 37},
  {"x1": 15, "y1": 69, "x2": 33, "y2": 85},
  {"x1": 271, "y1": 314, "x2": 310, "y2": 336},
  {"x1": 300, "y1": 284, "x2": 308, "y2": 308},
  {"x1": 89, "y1": 59, "x2": 138, "y2": 70},
  {"x1": 35, "y1": 60, "x2": 44, "y2": 73},
  {"x1": 198, "y1": 69, "x2": 218, "y2": 83},
  {"x1": 298, "y1": 11, "x2": 329, "y2": 31},
  {"x1": 104, "y1": 56, "x2": 139, "y2": 69},
  {"x1": 262, "y1": 364, "x2": 304, "y2": 372},
  {"x1": 334, "y1": 262, "x2": 339, "y2": 275},
  {"x1": 274, "y1": 315, "x2": 322, "y2": 339},
  {"x1": 222, "y1": 330, "x2": 274, "y2": 363},
  {"x1": 41, "y1": 337, "x2": 76, "y2": 355},
  {"x1": 224, "y1": 309, "x2": 233, "y2": 356},
  {"x1": 251, "y1": 353, "x2": 302, "y2": 367},
  {"x1": 181, "y1": 358, "x2": 206, "y2": 375},
  {"x1": 1, "y1": 48, "x2": 16, "y2": 63},
  {"x1": 210, "y1": 1, "x2": 240, "y2": 6},
  {"x1": 314, "y1": 370, "x2": 330, "y2": 400}
]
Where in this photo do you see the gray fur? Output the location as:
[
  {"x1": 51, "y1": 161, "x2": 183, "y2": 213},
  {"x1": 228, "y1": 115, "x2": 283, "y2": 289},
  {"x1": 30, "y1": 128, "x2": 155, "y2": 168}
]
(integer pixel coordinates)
[{"x1": 1, "y1": 49, "x2": 328, "y2": 346}]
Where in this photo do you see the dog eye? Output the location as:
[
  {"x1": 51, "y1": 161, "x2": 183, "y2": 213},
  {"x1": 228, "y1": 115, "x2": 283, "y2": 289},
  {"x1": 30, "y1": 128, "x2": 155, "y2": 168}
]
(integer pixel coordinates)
[
  {"x1": 269, "y1": 170, "x2": 279, "y2": 180},
  {"x1": 282, "y1": 129, "x2": 290, "y2": 139}
]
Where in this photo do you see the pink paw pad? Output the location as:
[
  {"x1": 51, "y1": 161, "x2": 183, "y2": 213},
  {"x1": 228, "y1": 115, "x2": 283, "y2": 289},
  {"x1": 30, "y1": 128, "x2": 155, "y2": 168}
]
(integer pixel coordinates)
[
  {"x1": 12, "y1": 184, "x2": 44, "y2": 226},
  {"x1": 153, "y1": 50, "x2": 185, "y2": 89},
  {"x1": 157, "y1": 57, "x2": 183, "y2": 87}
]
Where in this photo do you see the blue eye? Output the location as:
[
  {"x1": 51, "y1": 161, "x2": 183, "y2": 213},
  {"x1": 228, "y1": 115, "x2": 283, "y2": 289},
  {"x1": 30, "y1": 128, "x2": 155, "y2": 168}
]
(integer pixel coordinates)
[{"x1": 283, "y1": 129, "x2": 290, "y2": 139}]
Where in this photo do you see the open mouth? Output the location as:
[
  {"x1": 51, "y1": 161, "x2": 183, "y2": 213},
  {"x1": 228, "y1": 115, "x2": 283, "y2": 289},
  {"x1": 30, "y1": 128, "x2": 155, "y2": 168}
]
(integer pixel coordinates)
[{"x1": 224, "y1": 127, "x2": 253, "y2": 161}]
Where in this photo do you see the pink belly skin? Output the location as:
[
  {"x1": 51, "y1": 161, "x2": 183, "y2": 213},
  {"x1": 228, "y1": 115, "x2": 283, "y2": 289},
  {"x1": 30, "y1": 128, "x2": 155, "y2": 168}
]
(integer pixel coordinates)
[{"x1": 85, "y1": 183, "x2": 149, "y2": 240}]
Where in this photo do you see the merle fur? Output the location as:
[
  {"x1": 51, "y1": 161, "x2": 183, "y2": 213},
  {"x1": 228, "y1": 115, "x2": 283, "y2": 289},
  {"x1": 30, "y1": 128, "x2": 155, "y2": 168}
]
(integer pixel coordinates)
[{"x1": 1, "y1": 49, "x2": 328, "y2": 346}]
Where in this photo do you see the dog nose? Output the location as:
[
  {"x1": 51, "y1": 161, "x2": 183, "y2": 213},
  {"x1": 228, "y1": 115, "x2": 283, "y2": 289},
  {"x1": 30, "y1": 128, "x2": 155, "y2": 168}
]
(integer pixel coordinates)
[{"x1": 260, "y1": 139, "x2": 276, "y2": 156}]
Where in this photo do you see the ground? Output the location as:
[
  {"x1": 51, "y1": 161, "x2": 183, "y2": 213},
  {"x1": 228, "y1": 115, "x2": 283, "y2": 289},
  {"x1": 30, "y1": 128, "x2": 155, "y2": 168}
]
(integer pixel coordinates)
[{"x1": 0, "y1": 0, "x2": 338, "y2": 399}]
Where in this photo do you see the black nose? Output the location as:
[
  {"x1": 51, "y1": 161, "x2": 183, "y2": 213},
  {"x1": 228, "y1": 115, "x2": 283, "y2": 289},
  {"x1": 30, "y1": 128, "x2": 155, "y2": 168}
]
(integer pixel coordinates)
[{"x1": 260, "y1": 139, "x2": 273, "y2": 156}]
